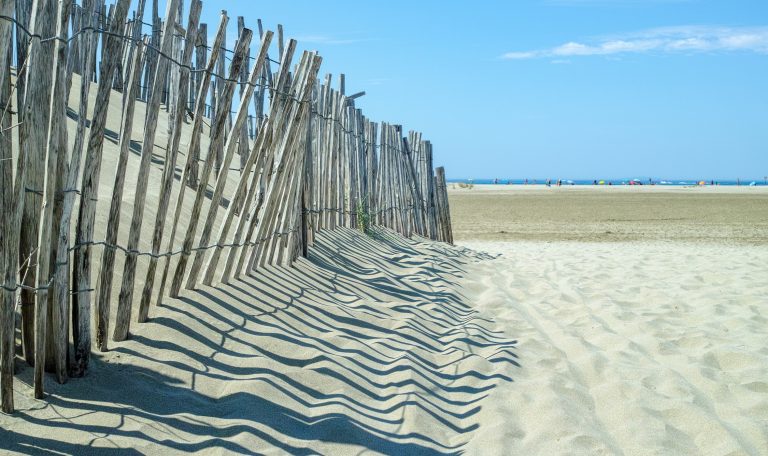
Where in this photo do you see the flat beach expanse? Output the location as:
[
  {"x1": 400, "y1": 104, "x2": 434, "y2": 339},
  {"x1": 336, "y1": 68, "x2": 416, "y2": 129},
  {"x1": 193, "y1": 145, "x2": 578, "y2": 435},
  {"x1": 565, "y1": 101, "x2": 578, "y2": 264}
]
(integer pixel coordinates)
[{"x1": 452, "y1": 185, "x2": 768, "y2": 454}]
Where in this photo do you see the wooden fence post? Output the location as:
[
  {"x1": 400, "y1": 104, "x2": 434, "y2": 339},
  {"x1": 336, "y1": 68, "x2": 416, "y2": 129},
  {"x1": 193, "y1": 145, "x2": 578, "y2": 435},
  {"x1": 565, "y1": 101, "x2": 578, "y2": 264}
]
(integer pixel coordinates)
[
  {"x1": 0, "y1": 0, "x2": 17, "y2": 414},
  {"x1": 71, "y1": 0, "x2": 129, "y2": 369},
  {"x1": 96, "y1": 37, "x2": 146, "y2": 343},
  {"x1": 135, "y1": 0, "x2": 202, "y2": 326},
  {"x1": 243, "y1": 50, "x2": 311, "y2": 272},
  {"x1": 153, "y1": 13, "x2": 228, "y2": 309},
  {"x1": 37, "y1": 0, "x2": 73, "y2": 388},
  {"x1": 213, "y1": 18, "x2": 227, "y2": 174},
  {"x1": 434, "y1": 166, "x2": 453, "y2": 244},
  {"x1": 110, "y1": 0, "x2": 180, "y2": 347},
  {"x1": 16, "y1": 0, "x2": 56, "y2": 371},
  {"x1": 169, "y1": 26, "x2": 252, "y2": 298},
  {"x1": 213, "y1": 37, "x2": 299, "y2": 282},
  {"x1": 187, "y1": 21, "x2": 207, "y2": 189},
  {"x1": 186, "y1": 30, "x2": 274, "y2": 289},
  {"x1": 57, "y1": 0, "x2": 98, "y2": 379}
]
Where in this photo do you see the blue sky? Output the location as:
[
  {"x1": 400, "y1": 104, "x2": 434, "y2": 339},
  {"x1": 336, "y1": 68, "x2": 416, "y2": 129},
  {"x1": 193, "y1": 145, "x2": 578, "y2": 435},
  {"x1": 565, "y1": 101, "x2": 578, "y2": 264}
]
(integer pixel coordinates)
[{"x1": 151, "y1": 0, "x2": 767, "y2": 180}]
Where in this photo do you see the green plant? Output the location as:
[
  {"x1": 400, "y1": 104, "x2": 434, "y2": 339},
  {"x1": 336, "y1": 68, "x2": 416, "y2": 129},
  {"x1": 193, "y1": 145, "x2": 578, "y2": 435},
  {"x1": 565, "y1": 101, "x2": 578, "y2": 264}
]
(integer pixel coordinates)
[{"x1": 356, "y1": 199, "x2": 372, "y2": 235}]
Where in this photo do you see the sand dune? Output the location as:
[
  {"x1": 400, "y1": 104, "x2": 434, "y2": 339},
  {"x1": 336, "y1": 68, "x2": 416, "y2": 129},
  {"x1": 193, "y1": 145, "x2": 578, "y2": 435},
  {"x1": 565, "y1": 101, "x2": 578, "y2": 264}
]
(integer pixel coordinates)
[{"x1": 1, "y1": 228, "x2": 521, "y2": 454}]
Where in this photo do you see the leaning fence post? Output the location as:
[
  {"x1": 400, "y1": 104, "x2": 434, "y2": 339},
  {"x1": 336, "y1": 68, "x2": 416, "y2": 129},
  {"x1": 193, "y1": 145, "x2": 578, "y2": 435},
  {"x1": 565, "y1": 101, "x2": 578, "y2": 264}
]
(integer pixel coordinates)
[
  {"x1": 135, "y1": 0, "x2": 203, "y2": 326},
  {"x1": 169, "y1": 26, "x2": 252, "y2": 298},
  {"x1": 59, "y1": 0, "x2": 98, "y2": 379},
  {"x1": 0, "y1": 0, "x2": 17, "y2": 414},
  {"x1": 97, "y1": 37, "x2": 146, "y2": 344},
  {"x1": 111, "y1": 0, "x2": 181, "y2": 346},
  {"x1": 71, "y1": 0, "x2": 130, "y2": 363},
  {"x1": 153, "y1": 13, "x2": 228, "y2": 310},
  {"x1": 37, "y1": 0, "x2": 73, "y2": 388}
]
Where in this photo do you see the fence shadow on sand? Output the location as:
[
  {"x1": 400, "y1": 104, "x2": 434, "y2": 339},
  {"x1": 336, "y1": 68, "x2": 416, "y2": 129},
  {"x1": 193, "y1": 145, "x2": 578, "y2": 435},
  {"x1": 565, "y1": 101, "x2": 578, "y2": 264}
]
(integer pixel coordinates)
[{"x1": 2, "y1": 228, "x2": 517, "y2": 455}]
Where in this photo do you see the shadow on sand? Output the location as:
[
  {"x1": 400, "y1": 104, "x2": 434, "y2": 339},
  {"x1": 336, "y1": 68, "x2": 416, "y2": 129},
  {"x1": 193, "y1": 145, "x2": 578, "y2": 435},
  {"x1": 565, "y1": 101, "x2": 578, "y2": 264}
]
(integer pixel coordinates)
[{"x1": 2, "y1": 227, "x2": 516, "y2": 455}]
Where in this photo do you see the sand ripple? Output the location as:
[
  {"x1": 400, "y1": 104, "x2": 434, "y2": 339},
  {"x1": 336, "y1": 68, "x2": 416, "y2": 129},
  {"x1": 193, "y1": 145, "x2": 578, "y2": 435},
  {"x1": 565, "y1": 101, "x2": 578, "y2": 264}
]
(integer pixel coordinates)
[{"x1": 462, "y1": 240, "x2": 768, "y2": 455}]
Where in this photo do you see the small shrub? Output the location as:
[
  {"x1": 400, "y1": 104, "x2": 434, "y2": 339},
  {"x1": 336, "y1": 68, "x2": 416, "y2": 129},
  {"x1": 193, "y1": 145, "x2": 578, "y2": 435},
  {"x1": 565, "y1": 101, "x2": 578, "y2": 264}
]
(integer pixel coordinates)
[{"x1": 356, "y1": 199, "x2": 372, "y2": 235}]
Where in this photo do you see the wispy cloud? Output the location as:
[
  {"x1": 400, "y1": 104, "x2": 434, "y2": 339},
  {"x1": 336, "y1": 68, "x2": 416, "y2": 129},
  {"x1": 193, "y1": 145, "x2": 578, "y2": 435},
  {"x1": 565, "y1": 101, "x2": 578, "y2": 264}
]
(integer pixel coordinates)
[
  {"x1": 294, "y1": 35, "x2": 368, "y2": 45},
  {"x1": 501, "y1": 25, "x2": 768, "y2": 60}
]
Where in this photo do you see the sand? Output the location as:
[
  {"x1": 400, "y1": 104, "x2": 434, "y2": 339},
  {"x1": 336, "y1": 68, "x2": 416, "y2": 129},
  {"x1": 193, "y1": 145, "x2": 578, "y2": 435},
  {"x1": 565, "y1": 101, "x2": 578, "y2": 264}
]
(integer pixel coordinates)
[
  {"x1": 449, "y1": 184, "x2": 768, "y2": 244},
  {"x1": 453, "y1": 185, "x2": 768, "y2": 454},
  {"x1": 1, "y1": 74, "x2": 766, "y2": 453},
  {"x1": 2, "y1": 227, "x2": 517, "y2": 454},
  {"x1": 2, "y1": 75, "x2": 521, "y2": 453}
]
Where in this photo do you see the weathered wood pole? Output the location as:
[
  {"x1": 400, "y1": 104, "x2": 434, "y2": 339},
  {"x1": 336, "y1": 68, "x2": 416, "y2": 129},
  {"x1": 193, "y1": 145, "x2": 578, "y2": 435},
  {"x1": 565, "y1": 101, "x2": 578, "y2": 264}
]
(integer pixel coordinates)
[
  {"x1": 200, "y1": 36, "x2": 293, "y2": 285},
  {"x1": 434, "y1": 166, "x2": 453, "y2": 244},
  {"x1": 187, "y1": 21, "x2": 207, "y2": 189},
  {"x1": 71, "y1": 0, "x2": 129, "y2": 371},
  {"x1": 153, "y1": 13, "x2": 227, "y2": 310},
  {"x1": 17, "y1": 0, "x2": 56, "y2": 370},
  {"x1": 37, "y1": 0, "x2": 73, "y2": 387},
  {"x1": 111, "y1": 0, "x2": 180, "y2": 345},
  {"x1": 237, "y1": 16, "x2": 250, "y2": 171},
  {"x1": 135, "y1": 0, "x2": 202, "y2": 326},
  {"x1": 96, "y1": 38, "x2": 145, "y2": 343},
  {"x1": 57, "y1": 0, "x2": 97, "y2": 379},
  {"x1": 142, "y1": 0, "x2": 160, "y2": 100},
  {"x1": 0, "y1": 0, "x2": 17, "y2": 414},
  {"x1": 169, "y1": 26, "x2": 252, "y2": 298},
  {"x1": 187, "y1": 30, "x2": 274, "y2": 288}
]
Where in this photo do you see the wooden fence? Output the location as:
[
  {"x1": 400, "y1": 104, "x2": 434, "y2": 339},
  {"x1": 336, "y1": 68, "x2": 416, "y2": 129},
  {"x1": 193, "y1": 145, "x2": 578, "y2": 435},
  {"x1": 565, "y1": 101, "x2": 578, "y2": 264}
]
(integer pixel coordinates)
[{"x1": 0, "y1": 0, "x2": 453, "y2": 413}]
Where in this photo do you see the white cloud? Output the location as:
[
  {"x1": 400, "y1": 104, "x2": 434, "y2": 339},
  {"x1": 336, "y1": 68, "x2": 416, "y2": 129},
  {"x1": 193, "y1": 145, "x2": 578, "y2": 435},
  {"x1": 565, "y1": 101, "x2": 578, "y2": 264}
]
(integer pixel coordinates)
[
  {"x1": 501, "y1": 25, "x2": 768, "y2": 60},
  {"x1": 294, "y1": 35, "x2": 366, "y2": 45},
  {"x1": 502, "y1": 51, "x2": 540, "y2": 59}
]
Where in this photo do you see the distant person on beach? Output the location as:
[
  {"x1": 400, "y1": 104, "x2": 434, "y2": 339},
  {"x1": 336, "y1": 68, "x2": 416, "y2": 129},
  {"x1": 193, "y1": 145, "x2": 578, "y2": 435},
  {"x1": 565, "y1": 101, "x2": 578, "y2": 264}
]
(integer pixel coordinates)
[{"x1": 593, "y1": 180, "x2": 597, "y2": 185}]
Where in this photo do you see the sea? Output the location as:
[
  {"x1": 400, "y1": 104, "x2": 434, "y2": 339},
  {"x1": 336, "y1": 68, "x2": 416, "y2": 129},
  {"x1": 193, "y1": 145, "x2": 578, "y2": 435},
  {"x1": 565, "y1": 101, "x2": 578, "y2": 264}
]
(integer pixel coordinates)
[{"x1": 447, "y1": 178, "x2": 767, "y2": 187}]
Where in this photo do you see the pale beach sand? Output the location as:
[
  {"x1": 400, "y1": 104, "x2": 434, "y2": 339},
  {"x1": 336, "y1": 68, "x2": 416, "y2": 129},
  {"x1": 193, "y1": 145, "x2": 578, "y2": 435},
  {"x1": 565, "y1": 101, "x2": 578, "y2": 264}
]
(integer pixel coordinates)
[
  {"x1": 452, "y1": 185, "x2": 768, "y2": 454},
  {"x1": 1, "y1": 76, "x2": 766, "y2": 454},
  {"x1": 2, "y1": 76, "x2": 520, "y2": 453}
]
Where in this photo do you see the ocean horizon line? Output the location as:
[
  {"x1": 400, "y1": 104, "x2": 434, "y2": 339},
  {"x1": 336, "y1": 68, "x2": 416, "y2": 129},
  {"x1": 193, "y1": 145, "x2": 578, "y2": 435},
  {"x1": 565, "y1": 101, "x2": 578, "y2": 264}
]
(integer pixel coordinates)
[{"x1": 447, "y1": 178, "x2": 768, "y2": 186}]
